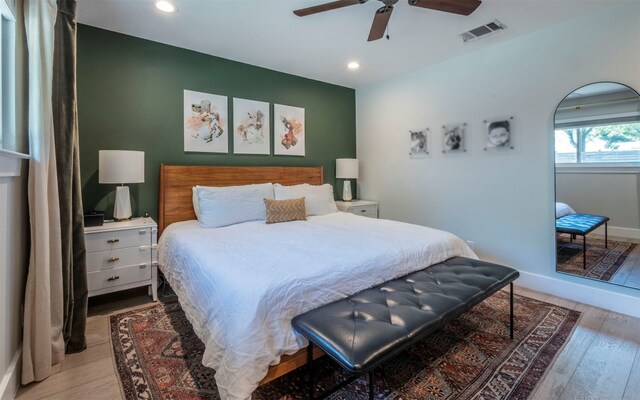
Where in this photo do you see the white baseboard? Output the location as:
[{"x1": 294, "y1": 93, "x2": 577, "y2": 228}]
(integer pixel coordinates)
[
  {"x1": 592, "y1": 225, "x2": 640, "y2": 240},
  {"x1": 517, "y1": 271, "x2": 640, "y2": 318},
  {"x1": 0, "y1": 347, "x2": 21, "y2": 400}
]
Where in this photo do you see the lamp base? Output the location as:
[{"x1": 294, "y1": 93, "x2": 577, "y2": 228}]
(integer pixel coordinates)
[
  {"x1": 342, "y1": 180, "x2": 353, "y2": 202},
  {"x1": 113, "y1": 185, "x2": 132, "y2": 220}
]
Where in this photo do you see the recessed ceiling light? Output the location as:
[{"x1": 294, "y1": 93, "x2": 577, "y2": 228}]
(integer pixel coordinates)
[
  {"x1": 155, "y1": 1, "x2": 177, "y2": 13},
  {"x1": 347, "y1": 62, "x2": 360, "y2": 70}
]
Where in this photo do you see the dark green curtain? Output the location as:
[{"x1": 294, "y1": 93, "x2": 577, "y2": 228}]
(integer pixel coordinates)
[{"x1": 53, "y1": 0, "x2": 88, "y2": 353}]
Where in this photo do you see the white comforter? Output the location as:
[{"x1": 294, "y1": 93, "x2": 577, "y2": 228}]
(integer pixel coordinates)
[{"x1": 158, "y1": 212, "x2": 476, "y2": 400}]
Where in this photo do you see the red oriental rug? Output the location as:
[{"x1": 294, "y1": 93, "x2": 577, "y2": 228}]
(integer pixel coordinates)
[
  {"x1": 110, "y1": 291, "x2": 579, "y2": 399},
  {"x1": 556, "y1": 234, "x2": 637, "y2": 282}
]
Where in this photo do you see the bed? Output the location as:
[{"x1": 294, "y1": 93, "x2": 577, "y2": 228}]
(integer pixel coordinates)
[
  {"x1": 556, "y1": 202, "x2": 576, "y2": 219},
  {"x1": 157, "y1": 165, "x2": 476, "y2": 400}
]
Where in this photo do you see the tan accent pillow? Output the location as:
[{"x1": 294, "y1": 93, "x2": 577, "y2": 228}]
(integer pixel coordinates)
[{"x1": 264, "y1": 197, "x2": 307, "y2": 224}]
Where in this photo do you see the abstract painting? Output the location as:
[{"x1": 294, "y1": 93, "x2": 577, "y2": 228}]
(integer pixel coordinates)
[
  {"x1": 233, "y1": 98, "x2": 270, "y2": 155},
  {"x1": 184, "y1": 89, "x2": 228, "y2": 153},
  {"x1": 274, "y1": 104, "x2": 305, "y2": 156}
]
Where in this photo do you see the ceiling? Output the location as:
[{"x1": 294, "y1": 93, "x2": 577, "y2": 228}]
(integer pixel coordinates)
[{"x1": 76, "y1": 0, "x2": 621, "y2": 89}]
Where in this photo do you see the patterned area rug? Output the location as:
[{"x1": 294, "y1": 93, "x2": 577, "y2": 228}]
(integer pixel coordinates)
[
  {"x1": 556, "y1": 234, "x2": 637, "y2": 281},
  {"x1": 110, "y1": 291, "x2": 579, "y2": 400}
]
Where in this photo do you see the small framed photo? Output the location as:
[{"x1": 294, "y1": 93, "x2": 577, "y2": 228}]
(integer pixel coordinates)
[
  {"x1": 410, "y1": 128, "x2": 429, "y2": 158},
  {"x1": 442, "y1": 123, "x2": 466, "y2": 153},
  {"x1": 484, "y1": 117, "x2": 514, "y2": 150}
]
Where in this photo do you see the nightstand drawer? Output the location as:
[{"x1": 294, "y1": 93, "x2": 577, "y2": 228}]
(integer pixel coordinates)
[
  {"x1": 349, "y1": 205, "x2": 377, "y2": 218},
  {"x1": 87, "y1": 264, "x2": 152, "y2": 292},
  {"x1": 336, "y1": 200, "x2": 378, "y2": 219},
  {"x1": 86, "y1": 245, "x2": 154, "y2": 272},
  {"x1": 85, "y1": 228, "x2": 152, "y2": 252}
]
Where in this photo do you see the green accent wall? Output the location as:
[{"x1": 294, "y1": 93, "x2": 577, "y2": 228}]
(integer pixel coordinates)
[{"x1": 77, "y1": 25, "x2": 356, "y2": 220}]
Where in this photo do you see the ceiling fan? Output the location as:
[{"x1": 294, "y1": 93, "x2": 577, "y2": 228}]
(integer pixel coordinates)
[{"x1": 293, "y1": 0, "x2": 482, "y2": 42}]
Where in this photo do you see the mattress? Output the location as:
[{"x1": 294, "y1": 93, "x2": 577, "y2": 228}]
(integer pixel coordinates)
[{"x1": 158, "y1": 212, "x2": 476, "y2": 400}]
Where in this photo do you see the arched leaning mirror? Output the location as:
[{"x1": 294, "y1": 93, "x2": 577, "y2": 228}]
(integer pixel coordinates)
[{"x1": 554, "y1": 82, "x2": 640, "y2": 289}]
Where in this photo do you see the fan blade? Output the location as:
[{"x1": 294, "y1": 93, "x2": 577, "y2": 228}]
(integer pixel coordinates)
[
  {"x1": 294, "y1": 0, "x2": 364, "y2": 17},
  {"x1": 408, "y1": 0, "x2": 481, "y2": 16},
  {"x1": 368, "y1": 6, "x2": 393, "y2": 42}
]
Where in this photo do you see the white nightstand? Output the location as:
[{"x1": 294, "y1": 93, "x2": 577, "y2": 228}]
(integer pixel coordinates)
[
  {"x1": 335, "y1": 200, "x2": 378, "y2": 218},
  {"x1": 84, "y1": 217, "x2": 158, "y2": 301}
]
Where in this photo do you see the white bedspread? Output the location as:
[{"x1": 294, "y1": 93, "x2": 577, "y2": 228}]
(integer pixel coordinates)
[{"x1": 158, "y1": 212, "x2": 476, "y2": 400}]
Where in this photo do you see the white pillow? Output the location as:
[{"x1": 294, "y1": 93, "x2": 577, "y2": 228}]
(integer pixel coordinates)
[
  {"x1": 195, "y1": 183, "x2": 274, "y2": 228},
  {"x1": 192, "y1": 187, "x2": 200, "y2": 219},
  {"x1": 274, "y1": 183, "x2": 338, "y2": 216},
  {"x1": 556, "y1": 202, "x2": 576, "y2": 219}
]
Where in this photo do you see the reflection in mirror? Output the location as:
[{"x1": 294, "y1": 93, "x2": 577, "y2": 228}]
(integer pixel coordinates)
[{"x1": 554, "y1": 82, "x2": 640, "y2": 289}]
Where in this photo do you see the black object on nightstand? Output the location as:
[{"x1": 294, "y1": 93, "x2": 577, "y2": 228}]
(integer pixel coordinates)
[{"x1": 83, "y1": 211, "x2": 104, "y2": 227}]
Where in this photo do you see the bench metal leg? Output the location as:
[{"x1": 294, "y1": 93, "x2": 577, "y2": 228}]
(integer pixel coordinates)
[
  {"x1": 605, "y1": 222, "x2": 608, "y2": 248},
  {"x1": 307, "y1": 341, "x2": 362, "y2": 400},
  {"x1": 510, "y1": 282, "x2": 514, "y2": 340},
  {"x1": 308, "y1": 343, "x2": 314, "y2": 400},
  {"x1": 583, "y1": 235, "x2": 587, "y2": 270},
  {"x1": 369, "y1": 370, "x2": 374, "y2": 400}
]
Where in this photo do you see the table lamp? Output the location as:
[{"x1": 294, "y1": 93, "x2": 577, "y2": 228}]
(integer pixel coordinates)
[
  {"x1": 99, "y1": 150, "x2": 144, "y2": 220},
  {"x1": 336, "y1": 158, "x2": 358, "y2": 202}
]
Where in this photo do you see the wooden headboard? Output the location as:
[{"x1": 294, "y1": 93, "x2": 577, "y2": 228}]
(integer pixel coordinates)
[{"x1": 158, "y1": 165, "x2": 324, "y2": 235}]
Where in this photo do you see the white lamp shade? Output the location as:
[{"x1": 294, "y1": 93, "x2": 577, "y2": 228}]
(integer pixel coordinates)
[
  {"x1": 336, "y1": 158, "x2": 359, "y2": 179},
  {"x1": 99, "y1": 150, "x2": 145, "y2": 184}
]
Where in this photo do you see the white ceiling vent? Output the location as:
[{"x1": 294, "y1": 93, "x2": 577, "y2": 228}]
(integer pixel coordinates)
[{"x1": 459, "y1": 20, "x2": 507, "y2": 44}]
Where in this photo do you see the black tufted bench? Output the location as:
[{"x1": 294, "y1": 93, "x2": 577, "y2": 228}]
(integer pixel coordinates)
[
  {"x1": 556, "y1": 213, "x2": 609, "y2": 269},
  {"x1": 292, "y1": 256, "x2": 520, "y2": 400}
]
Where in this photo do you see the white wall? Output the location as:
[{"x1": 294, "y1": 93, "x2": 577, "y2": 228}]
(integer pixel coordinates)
[
  {"x1": 356, "y1": 2, "x2": 640, "y2": 316},
  {"x1": 0, "y1": 158, "x2": 28, "y2": 400},
  {"x1": 556, "y1": 171, "x2": 640, "y2": 232},
  {"x1": 0, "y1": 0, "x2": 28, "y2": 397}
]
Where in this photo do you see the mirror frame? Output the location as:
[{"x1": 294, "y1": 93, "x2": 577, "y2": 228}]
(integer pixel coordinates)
[{"x1": 553, "y1": 81, "x2": 640, "y2": 288}]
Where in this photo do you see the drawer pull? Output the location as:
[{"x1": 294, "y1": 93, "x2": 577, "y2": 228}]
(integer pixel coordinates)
[
  {"x1": 360, "y1": 209, "x2": 367, "y2": 213},
  {"x1": 108, "y1": 257, "x2": 120, "y2": 262},
  {"x1": 139, "y1": 230, "x2": 147, "y2": 235},
  {"x1": 107, "y1": 276, "x2": 120, "y2": 281},
  {"x1": 107, "y1": 238, "x2": 120, "y2": 243},
  {"x1": 139, "y1": 264, "x2": 147, "y2": 269}
]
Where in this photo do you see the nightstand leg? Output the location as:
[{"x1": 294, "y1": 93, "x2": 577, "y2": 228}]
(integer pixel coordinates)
[{"x1": 151, "y1": 265, "x2": 158, "y2": 302}]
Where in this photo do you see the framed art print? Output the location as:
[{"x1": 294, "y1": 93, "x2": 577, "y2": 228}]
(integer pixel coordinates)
[
  {"x1": 184, "y1": 89, "x2": 228, "y2": 153},
  {"x1": 484, "y1": 117, "x2": 515, "y2": 150},
  {"x1": 442, "y1": 123, "x2": 466, "y2": 153},
  {"x1": 274, "y1": 104, "x2": 305, "y2": 156},
  {"x1": 233, "y1": 98, "x2": 270, "y2": 155},
  {"x1": 410, "y1": 128, "x2": 429, "y2": 158}
]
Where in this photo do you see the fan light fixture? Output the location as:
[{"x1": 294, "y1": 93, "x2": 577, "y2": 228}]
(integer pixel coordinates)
[
  {"x1": 347, "y1": 61, "x2": 360, "y2": 70},
  {"x1": 293, "y1": 0, "x2": 482, "y2": 42},
  {"x1": 155, "y1": 0, "x2": 177, "y2": 13}
]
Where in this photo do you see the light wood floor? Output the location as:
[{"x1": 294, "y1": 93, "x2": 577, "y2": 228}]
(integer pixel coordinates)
[
  {"x1": 605, "y1": 234, "x2": 640, "y2": 289},
  {"x1": 16, "y1": 285, "x2": 640, "y2": 400}
]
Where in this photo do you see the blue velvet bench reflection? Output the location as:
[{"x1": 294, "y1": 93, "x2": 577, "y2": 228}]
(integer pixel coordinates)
[{"x1": 556, "y1": 213, "x2": 609, "y2": 270}]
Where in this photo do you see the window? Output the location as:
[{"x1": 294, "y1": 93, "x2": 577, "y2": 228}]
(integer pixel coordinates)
[{"x1": 555, "y1": 122, "x2": 640, "y2": 165}]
